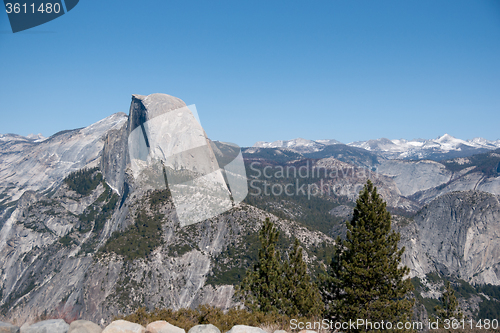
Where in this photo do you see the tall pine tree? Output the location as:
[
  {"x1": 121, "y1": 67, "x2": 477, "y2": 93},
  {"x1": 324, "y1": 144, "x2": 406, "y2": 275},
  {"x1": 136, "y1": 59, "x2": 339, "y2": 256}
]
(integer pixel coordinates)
[
  {"x1": 435, "y1": 281, "x2": 463, "y2": 320},
  {"x1": 238, "y1": 218, "x2": 285, "y2": 313},
  {"x1": 283, "y1": 238, "x2": 324, "y2": 317},
  {"x1": 238, "y1": 219, "x2": 323, "y2": 316},
  {"x1": 322, "y1": 180, "x2": 414, "y2": 332}
]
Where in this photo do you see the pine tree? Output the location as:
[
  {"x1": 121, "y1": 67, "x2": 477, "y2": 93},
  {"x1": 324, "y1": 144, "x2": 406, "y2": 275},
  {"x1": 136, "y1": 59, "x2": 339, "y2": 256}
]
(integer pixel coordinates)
[
  {"x1": 283, "y1": 238, "x2": 324, "y2": 317},
  {"x1": 238, "y1": 218, "x2": 285, "y2": 313},
  {"x1": 238, "y1": 219, "x2": 324, "y2": 317},
  {"x1": 435, "y1": 281, "x2": 463, "y2": 320},
  {"x1": 321, "y1": 180, "x2": 414, "y2": 332}
]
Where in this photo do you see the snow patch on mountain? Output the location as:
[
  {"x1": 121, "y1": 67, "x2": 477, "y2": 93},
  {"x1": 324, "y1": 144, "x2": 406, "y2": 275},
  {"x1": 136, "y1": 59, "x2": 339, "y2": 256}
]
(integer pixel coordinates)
[
  {"x1": 254, "y1": 138, "x2": 319, "y2": 148},
  {"x1": 254, "y1": 138, "x2": 327, "y2": 153}
]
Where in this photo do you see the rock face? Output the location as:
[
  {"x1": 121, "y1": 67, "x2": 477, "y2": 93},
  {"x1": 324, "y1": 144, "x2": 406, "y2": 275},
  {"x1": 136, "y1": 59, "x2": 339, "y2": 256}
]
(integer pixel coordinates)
[
  {"x1": 127, "y1": 93, "x2": 247, "y2": 227},
  {"x1": 410, "y1": 171, "x2": 500, "y2": 204},
  {"x1": 376, "y1": 160, "x2": 453, "y2": 197},
  {"x1": 100, "y1": 121, "x2": 128, "y2": 195},
  {"x1": 376, "y1": 155, "x2": 500, "y2": 203},
  {"x1": 400, "y1": 191, "x2": 500, "y2": 285}
]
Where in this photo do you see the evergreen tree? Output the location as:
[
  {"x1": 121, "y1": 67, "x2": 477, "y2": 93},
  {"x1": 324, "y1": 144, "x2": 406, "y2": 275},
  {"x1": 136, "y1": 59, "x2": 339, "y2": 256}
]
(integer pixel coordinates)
[
  {"x1": 321, "y1": 180, "x2": 414, "y2": 332},
  {"x1": 435, "y1": 281, "x2": 463, "y2": 320},
  {"x1": 238, "y1": 219, "x2": 324, "y2": 317},
  {"x1": 283, "y1": 238, "x2": 324, "y2": 317},
  {"x1": 238, "y1": 218, "x2": 285, "y2": 313}
]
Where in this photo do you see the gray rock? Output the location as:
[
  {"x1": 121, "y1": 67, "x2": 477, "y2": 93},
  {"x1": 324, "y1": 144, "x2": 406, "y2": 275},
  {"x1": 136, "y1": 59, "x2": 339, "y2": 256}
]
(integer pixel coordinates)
[
  {"x1": 411, "y1": 171, "x2": 500, "y2": 205},
  {"x1": 187, "y1": 324, "x2": 220, "y2": 333},
  {"x1": 68, "y1": 320, "x2": 102, "y2": 333},
  {"x1": 226, "y1": 326, "x2": 267, "y2": 333},
  {"x1": 377, "y1": 159, "x2": 452, "y2": 197},
  {"x1": 400, "y1": 191, "x2": 500, "y2": 285},
  {"x1": 21, "y1": 319, "x2": 69, "y2": 333},
  {"x1": 128, "y1": 93, "x2": 234, "y2": 227},
  {"x1": 100, "y1": 120, "x2": 128, "y2": 195},
  {"x1": 145, "y1": 321, "x2": 184, "y2": 333},
  {"x1": 328, "y1": 205, "x2": 353, "y2": 219},
  {"x1": 0, "y1": 321, "x2": 20, "y2": 333},
  {"x1": 101, "y1": 320, "x2": 145, "y2": 333},
  {"x1": 272, "y1": 330, "x2": 287, "y2": 333}
]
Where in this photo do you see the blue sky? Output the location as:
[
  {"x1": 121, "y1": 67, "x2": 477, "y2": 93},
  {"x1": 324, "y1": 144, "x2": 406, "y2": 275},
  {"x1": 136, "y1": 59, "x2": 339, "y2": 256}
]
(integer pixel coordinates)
[{"x1": 1, "y1": 0, "x2": 499, "y2": 147}]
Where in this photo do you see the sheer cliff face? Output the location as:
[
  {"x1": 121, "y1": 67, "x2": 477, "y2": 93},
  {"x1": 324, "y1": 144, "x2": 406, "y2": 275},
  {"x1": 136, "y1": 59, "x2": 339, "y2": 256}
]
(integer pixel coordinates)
[
  {"x1": 100, "y1": 93, "x2": 188, "y2": 195},
  {"x1": 377, "y1": 159, "x2": 500, "y2": 201},
  {"x1": 126, "y1": 93, "x2": 240, "y2": 227},
  {"x1": 400, "y1": 191, "x2": 500, "y2": 285}
]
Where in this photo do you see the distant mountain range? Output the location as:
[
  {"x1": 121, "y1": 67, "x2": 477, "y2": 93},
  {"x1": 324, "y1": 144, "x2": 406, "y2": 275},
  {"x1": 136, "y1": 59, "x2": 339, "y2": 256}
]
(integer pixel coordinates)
[
  {"x1": 253, "y1": 134, "x2": 500, "y2": 161},
  {"x1": 4, "y1": 132, "x2": 499, "y2": 162},
  {"x1": 0, "y1": 133, "x2": 46, "y2": 143}
]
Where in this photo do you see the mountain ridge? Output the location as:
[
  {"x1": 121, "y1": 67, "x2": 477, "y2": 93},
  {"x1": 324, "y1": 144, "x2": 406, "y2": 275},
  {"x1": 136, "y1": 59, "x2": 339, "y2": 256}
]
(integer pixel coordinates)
[
  {"x1": 0, "y1": 112, "x2": 128, "y2": 204},
  {"x1": 253, "y1": 134, "x2": 500, "y2": 161}
]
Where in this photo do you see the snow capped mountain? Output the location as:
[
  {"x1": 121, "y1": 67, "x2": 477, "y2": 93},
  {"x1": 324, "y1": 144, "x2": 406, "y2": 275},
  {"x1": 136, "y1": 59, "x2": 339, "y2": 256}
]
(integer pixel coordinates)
[
  {"x1": 468, "y1": 137, "x2": 500, "y2": 149},
  {"x1": 26, "y1": 133, "x2": 46, "y2": 142},
  {"x1": 253, "y1": 138, "x2": 327, "y2": 153},
  {"x1": 315, "y1": 139, "x2": 342, "y2": 145},
  {"x1": 254, "y1": 137, "x2": 318, "y2": 148},
  {"x1": 0, "y1": 133, "x2": 45, "y2": 143},
  {"x1": 252, "y1": 134, "x2": 500, "y2": 161},
  {"x1": 347, "y1": 134, "x2": 500, "y2": 160}
]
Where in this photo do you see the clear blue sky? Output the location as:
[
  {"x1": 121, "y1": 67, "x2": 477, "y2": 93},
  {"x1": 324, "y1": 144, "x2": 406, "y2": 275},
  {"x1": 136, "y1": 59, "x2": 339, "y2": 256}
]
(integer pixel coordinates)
[{"x1": 1, "y1": 0, "x2": 499, "y2": 147}]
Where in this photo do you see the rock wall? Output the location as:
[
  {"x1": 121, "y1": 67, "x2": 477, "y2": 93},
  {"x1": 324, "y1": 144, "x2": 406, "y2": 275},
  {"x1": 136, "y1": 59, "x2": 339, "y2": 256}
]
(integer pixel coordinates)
[{"x1": 400, "y1": 191, "x2": 500, "y2": 285}]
